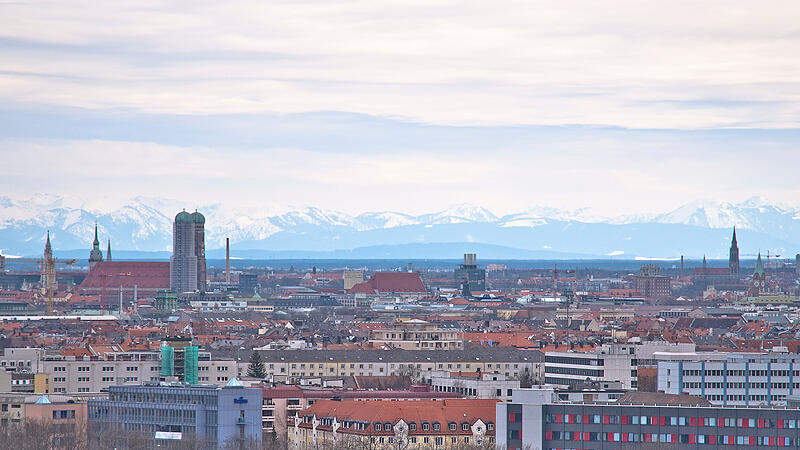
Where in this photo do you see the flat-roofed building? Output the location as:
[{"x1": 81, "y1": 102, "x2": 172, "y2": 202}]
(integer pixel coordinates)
[
  {"x1": 88, "y1": 380, "x2": 261, "y2": 449},
  {"x1": 657, "y1": 350, "x2": 800, "y2": 406}
]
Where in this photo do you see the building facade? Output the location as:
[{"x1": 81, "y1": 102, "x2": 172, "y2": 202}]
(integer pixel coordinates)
[
  {"x1": 1, "y1": 347, "x2": 237, "y2": 394},
  {"x1": 545, "y1": 344, "x2": 639, "y2": 390},
  {"x1": 289, "y1": 399, "x2": 497, "y2": 449},
  {"x1": 368, "y1": 319, "x2": 464, "y2": 350},
  {"x1": 497, "y1": 388, "x2": 800, "y2": 450},
  {"x1": 428, "y1": 371, "x2": 519, "y2": 402},
  {"x1": 634, "y1": 265, "x2": 671, "y2": 298},
  {"x1": 88, "y1": 381, "x2": 262, "y2": 449},
  {"x1": 657, "y1": 351, "x2": 800, "y2": 406},
  {"x1": 257, "y1": 349, "x2": 542, "y2": 382}
]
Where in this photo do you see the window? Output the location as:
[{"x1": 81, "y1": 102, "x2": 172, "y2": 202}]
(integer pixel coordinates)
[
  {"x1": 409, "y1": 422, "x2": 417, "y2": 431},
  {"x1": 462, "y1": 423, "x2": 469, "y2": 431},
  {"x1": 449, "y1": 423, "x2": 456, "y2": 431},
  {"x1": 487, "y1": 422, "x2": 494, "y2": 431},
  {"x1": 422, "y1": 422, "x2": 430, "y2": 431},
  {"x1": 433, "y1": 422, "x2": 440, "y2": 431}
]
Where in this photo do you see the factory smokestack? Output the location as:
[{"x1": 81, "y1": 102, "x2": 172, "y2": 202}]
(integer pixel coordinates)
[{"x1": 225, "y1": 238, "x2": 231, "y2": 284}]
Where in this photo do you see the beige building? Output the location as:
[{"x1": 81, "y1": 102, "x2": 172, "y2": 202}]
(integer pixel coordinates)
[
  {"x1": 1, "y1": 348, "x2": 238, "y2": 394},
  {"x1": 0, "y1": 393, "x2": 87, "y2": 430},
  {"x1": 368, "y1": 319, "x2": 464, "y2": 350},
  {"x1": 342, "y1": 270, "x2": 364, "y2": 290},
  {"x1": 257, "y1": 349, "x2": 542, "y2": 381}
]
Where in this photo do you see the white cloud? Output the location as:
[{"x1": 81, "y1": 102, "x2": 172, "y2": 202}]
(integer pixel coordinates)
[{"x1": 0, "y1": 1, "x2": 799, "y2": 127}]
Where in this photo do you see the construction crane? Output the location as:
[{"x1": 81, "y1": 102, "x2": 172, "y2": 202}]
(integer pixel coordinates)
[{"x1": 0, "y1": 251, "x2": 77, "y2": 314}]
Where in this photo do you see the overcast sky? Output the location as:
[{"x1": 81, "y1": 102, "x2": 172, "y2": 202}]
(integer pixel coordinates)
[{"x1": 2, "y1": 1, "x2": 800, "y2": 216}]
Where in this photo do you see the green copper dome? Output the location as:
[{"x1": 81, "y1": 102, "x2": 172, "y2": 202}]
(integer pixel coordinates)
[
  {"x1": 191, "y1": 211, "x2": 205, "y2": 224},
  {"x1": 175, "y1": 211, "x2": 192, "y2": 223}
]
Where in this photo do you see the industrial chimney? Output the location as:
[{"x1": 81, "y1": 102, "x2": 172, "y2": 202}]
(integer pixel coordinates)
[{"x1": 225, "y1": 238, "x2": 231, "y2": 284}]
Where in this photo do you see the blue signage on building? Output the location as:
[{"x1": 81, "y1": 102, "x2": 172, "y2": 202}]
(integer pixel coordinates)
[{"x1": 233, "y1": 396, "x2": 248, "y2": 404}]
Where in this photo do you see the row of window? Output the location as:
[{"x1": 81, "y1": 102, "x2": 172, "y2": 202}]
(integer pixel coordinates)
[
  {"x1": 546, "y1": 433, "x2": 794, "y2": 446},
  {"x1": 683, "y1": 369, "x2": 800, "y2": 378},
  {"x1": 684, "y1": 381, "x2": 798, "y2": 390},
  {"x1": 546, "y1": 414, "x2": 800, "y2": 428}
]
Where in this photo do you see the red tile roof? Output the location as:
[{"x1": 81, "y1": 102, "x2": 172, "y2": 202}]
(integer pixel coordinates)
[
  {"x1": 297, "y1": 399, "x2": 497, "y2": 435},
  {"x1": 348, "y1": 272, "x2": 426, "y2": 294},
  {"x1": 79, "y1": 261, "x2": 170, "y2": 290}
]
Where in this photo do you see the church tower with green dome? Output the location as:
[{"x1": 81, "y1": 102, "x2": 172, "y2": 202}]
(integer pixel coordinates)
[
  {"x1": 88, "y1": 224, "x2": 103, "y2": 271},
  {"x1": 169, "y1": 210, "x2": 206, "y2": 293}
]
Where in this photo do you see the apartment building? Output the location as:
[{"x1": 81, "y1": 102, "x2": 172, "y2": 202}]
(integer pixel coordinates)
[
  {"x1": 497, "y1": 387, "x2": 800, "y2": 450},
  {"x1": 428, "y1": 371, "x2": 519, "y2": 402},
  {"x1": 88, "y1": 380, "x2": 262, "y2": 449},
  {"x1": 368, "y1": 319, "x2": 464, "y2": 350},
  {"x1": 261, "y1": 384, "x2": 460, "y2": 438},
  {"x1": 289, "y1": 399, "x2": 497, "y2": 449},
  {"x1": 657, "y1": 350, "x2": 800, "y2": 406},
  {"x1": 2, "y1": 348, "x2": 237, "y2": 394},
  {"x1": 257, "y1": 349, "x2": 543, "y2": 381}
]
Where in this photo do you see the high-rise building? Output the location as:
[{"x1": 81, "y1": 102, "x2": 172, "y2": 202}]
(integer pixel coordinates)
[
  {"x1": 729, "y1": 227, "x2": 739, "y2": 277},
  {"x1": 88, "y1": 224, "x2": 103, "y2": 271},
  {"x1": 454, "y1": 253, "x2": 486, "y2": 295},
  {"x1": 169, "y1": 210, "x2": 206, "y2": 293},
  {"x1": 634, "y1": 265, "x2": 671, "y2": 298}
]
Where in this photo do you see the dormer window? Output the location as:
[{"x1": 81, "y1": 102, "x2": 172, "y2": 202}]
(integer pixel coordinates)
[
  {"x1": 433, "y1": 422, "x2": 440, "y2": 431},
  {"x1": 462, "y1": 422, "x2": 469, "y2": 431},
  {"x1": 487, "y1": 423, "x2": 494, "y2": 431},
  {"x1": 422, "y1": 422, "x2": 430, "y2": 431},
  {"x1": 375, "y1": 423, "x2": 382, "y2": 431},
  {"x1": 449, "y1": 422, "x2": 456, "y2": 431},
  {"x1": 409, "y1": 422, "x2": 417, "y2": 431},
  {"x1": 384, "y1": 422, "x2": 392, "y2": 431}
]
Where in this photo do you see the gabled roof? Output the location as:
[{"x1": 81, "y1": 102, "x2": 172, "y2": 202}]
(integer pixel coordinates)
[
  {"x1": 298, "y1": 399, "x2": 497, "y2": 434},
  {"x1": 348, "y1": 272, "x2": 426, "y2": 294},
  {"x1": 80, "y1": 261, "x2": 170, "y2": 289}
]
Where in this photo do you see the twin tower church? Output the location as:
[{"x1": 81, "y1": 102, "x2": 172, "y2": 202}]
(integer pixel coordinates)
[{"x1": 85, "y1": 210, "x2": 206, "y2": 295}]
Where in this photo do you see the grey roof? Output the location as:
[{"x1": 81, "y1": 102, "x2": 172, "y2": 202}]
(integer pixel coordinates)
[{"x1": 256, "y1": 348, "x2": 543, "y2": 363}]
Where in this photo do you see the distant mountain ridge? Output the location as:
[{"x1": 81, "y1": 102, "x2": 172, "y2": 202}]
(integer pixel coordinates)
[{"x1": 2, "y1": 195, "x2": 799, "y2": 259}]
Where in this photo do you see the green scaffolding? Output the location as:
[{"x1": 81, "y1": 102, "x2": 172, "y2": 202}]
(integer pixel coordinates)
[
  {"x1": 161, "y1": 345, "x2": 174, "y2": 377},
  {"x1": 183, "y1": 346, "x2": 199, "y2": 385}
]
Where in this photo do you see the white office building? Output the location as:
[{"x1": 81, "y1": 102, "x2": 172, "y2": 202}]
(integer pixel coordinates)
[{"x1": 657, "y1": 349, "x2": 800, "y2": 406}]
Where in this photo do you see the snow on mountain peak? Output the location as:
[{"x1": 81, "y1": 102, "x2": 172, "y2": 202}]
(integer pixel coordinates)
[{"x1": 3, "y1": 194, "x2": 800, "y2": 255}]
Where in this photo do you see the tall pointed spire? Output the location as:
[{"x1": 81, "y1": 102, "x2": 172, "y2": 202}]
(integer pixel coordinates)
[
  {"x1": 754, "y1": 252, "x2": 764, "y2": 277},
  {"x1": 44, "y1": 230, "x2": 52, "y2": 257},
  {"x1": 89, "y1": 223, "x2": 103, "y2": 271},
  {"x1": 729, "y1": 227, "x2": 740, "y2": 277},
  {"x1": 106, "y1": 240, "x2": 112, "y2": 262}
]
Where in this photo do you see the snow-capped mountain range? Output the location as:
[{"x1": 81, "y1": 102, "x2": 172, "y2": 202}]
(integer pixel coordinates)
[{"x1": 2, "y1": 195, "x2": 800, "y2": 260}]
